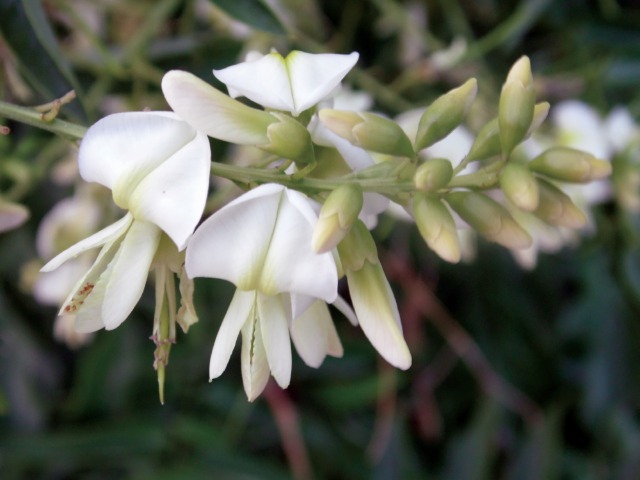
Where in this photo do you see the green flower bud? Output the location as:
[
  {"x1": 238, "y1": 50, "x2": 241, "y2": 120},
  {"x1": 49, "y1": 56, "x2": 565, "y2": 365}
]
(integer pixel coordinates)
[
  {"x1": 312, "y1": 184, "x2": 364, "y2": 253},
  {"x1": 499, "y1": 56, "x2": 535, "y2": 156},
  {"x1": 466, "y1": 117, "x2": 501, "y2": 162},
  {"x1": 526, "y1": 102, "x2": 550, "y2": 138},
  {"x1": 414, "y1": 158, "x2": 453, "y2": 191},
  {"x1": 415, "y1": 78, "x2": 478, "y2": 152},
  {"x1": 337, "y1": 220, "x2": 379, "y2": 272},
  {"x1": 499, "y1": 162, "x2": 539, "y2": 211},
  {"x1": 534, "y1": 179, "x2": 586, "y2": 228},
  {"x1": 412, "y1": 193, "x2": 461, "y2": 263},
  {"x1": 319, "y1": 109, "x2": 414, "y2": 158},
  {"x1": 446, "y1": 191, "x2": 532, "y2": 249},
  {"x1": 263, "y1": 112, "x2": 314, "y2": 163},
  {"x1": 529, "y1": 147, "x2": 612, "y2": 183}
]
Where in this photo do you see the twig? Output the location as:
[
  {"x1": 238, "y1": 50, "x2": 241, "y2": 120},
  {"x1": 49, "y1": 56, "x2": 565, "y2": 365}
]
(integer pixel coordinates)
[
  {"x1": 263, "y1": 381, "x2": 314, "y2": 480},
  {"x1": 384, "y1": 254, "x2": 543, "y2": 425}
]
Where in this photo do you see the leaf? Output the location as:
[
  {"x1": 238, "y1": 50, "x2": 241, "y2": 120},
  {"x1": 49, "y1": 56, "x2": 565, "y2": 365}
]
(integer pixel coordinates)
[
  {"x1": 0, "y1": 0, "x2": 86, "y2": 120},
  {"x1": 209, "y1": 0, "x2": 286, "y2": 35}
]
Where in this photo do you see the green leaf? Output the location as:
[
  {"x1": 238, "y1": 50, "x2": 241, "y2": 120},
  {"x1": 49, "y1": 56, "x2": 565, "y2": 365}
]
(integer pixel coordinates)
[
  {"x1": 210, "y1": 0, "x2": 286, "y2": 35},
  {"x1": 0, "y1": 0, "x2": 86, "y2": 120}
]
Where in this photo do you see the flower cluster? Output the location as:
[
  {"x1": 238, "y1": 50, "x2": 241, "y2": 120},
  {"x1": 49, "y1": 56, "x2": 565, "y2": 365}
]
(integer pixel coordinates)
[{"x1": 38, "y1": 50, "x2": 610, "y2": 402}]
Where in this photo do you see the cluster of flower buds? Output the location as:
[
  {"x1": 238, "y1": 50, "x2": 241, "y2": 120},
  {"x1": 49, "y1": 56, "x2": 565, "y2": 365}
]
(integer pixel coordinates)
[{"x1": 35, "y1": 50, "x2": 610, "y2": 402}]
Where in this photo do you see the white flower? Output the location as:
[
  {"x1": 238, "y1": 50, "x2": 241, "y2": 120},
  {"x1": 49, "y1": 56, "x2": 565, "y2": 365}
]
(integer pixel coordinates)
[
  {"x1": 40, "y1": 112, "x2": 210, "y2": 333},
  {"x1": 185, "y1": 183, "x2": 340, "y2": 400},
  {"x1": 213, "y1": 50, "x2": 359, "y2": 116}
]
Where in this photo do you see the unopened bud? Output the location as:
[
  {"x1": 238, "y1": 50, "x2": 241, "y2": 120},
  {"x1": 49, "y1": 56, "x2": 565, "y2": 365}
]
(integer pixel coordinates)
[
  {"x1": 529, "y1": 147, "x2": 612, "y2": 183},
  {"x1": 446, "y1": 191, "x2": 532, "y2": 249},
  {"x1": 466, "y1": 117, "x2": 501, "y2": 162},
  {"x1": 499, "y1": 162, "x2": 539, "y2": 211},
  {"x1": 499, "y1": 56, "x2": 535, "y2": 156},
  {"x1": 337, "y1": 220, "x2": 379, "y2": 272},
  {"x1": 263, "y1": 113, "x2": 314, "y2": 163},
  {"x1": 415, "y1": 78, "x2": 478, "y2": 152},
  {"x1": 319, "y1": 109, "x2": 414, "y2": 158},
  {"x1": 534, "y1": 179, "x2": 587, "y2": 228},
  {"x1": 412, "y1": 193, "x2": 461, "y2": 263},
  {"x1": 312, "y1": 184, "x2": 364, "y2": 253},
  {"x1": 414, "y1": 158, "x2": 453, "y2": 191},
  {"x1": 526, "y1": 102, "x2": 550, "y2": 138}
]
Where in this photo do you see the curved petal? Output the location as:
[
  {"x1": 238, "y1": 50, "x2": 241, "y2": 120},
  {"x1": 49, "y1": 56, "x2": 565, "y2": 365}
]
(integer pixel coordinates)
[
  {"x1": 258, "y1": 293, "x2": 291, "y2": 388},
  {"x1": 331, "y1": 295, "x2": 358, "y2": 326},
  {"x1": 185, "y1": 184, "x2": 284, "y2": 290},
  {"x1": 241, "y1": 310, "x2": 270, "y2": 401},
  {"x1": 79, "y1": 112, "x2": 198, "y2": 209},
  {"x1": 347, "y1": 262, "x2": 411, "y2": 369},
  {"x1": 291, "y1": 300, "x2": 343, "y2": 368},
  {"x1": 209, "y1": 289, "x2": 254, "y2": 379},
  {"x1": 287, "y1": 51, "x2": 359, "y2": 116},
  {"x1": 213, "y1": 52, "x2": 294, "y2": 112},
  {"x1": 41, "y1": 214, "x2": 133, "y2": 273},
  {"x1": 94, "y1": 220, "x2": 161, "y2": 330},
  {"x1": 129, "y1": 128, "x2": 210, "y2": 249},
  {"x1": 162, "y1": 70, "x2": 273, "y2": 145},
  {"x1": 259, "y1": 189, "x2": 338, "y2": 301}
]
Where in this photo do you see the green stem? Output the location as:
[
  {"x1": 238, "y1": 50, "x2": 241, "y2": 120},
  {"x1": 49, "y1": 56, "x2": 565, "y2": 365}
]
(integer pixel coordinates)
[{"x1": 0, "y1": 101, "x2": 86, "y2": 140}]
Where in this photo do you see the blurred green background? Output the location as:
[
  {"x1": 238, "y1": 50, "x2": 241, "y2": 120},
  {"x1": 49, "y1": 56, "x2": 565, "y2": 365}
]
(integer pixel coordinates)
[{"x1": 2, "y1": 0, "x2": 640, "y2": 478}]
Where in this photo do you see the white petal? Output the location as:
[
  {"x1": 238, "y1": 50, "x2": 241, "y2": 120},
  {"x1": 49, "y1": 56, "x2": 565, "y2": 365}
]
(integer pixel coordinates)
[
  {"x1": 78, "y1": 112, "x2": 198, "y2": 209},
  {"x1": 41, "y1": 213, "x2": 133, "y2": 273},
  {"x1": 213, "y1": 52, "x2": 294, "y2": 112},
  {"x1": 347, "y1": 262, "x2": 411, "y2": 369},
  {"x1": 287, "y1": 51, "x2": 359, "y2": 116},
  {"x1": 241, "y1": 310, "x2": 270, "y2": 401},
  {"x1": 162, "y1": 70, "x2": 273, "y2": 145},
  {"x1": 186, "y1": 184, "x2": 284, "y2": 290},
  {"x1": 259, "y1": 189, "x2": 338, "y2": 301},
  {"x1": 33, "y1": 258, "x2": 92, "y2": 306},
  {"x1": 209, "y1": 289, "x2": 254, "y2": 379},
  {"x1": 98, "y1": 220, "x2": 161, "y2": 330},
  {"x1": 290, "y1": 300, "x2": 343, "y2": 368},
  {"x1": 257, "y1": 293, "x2": 291, "y2": 388},
  {"x1": 128, "y1": 128, "x2": 210, "y2": 249}
]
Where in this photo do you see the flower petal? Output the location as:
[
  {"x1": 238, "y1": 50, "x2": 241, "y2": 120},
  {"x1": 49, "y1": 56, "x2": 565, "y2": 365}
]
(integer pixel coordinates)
[
  {"x1": 162, "y1": 70, "x2": 273, "y2": 145},
  {"x1": 287, "y1": 51, "x2": 359, "y2": 116},
  {"x1": 259, "y1": 188, "x2": 338, "y2": 301},
  {"x1": 186, "y1": 184, "x2": 284, "y2": 290},
  {"x1": 81, "y1": 220, "x2": 161, "y2": 331},
  {"x1": 257, "y1": 292, "x2": 291, "y2": 388},
  {"x1": 241, "y1": 309, "x2": 270, "y2": 401},
  {"x1": 347, "y1": 262, "x2": 411, "y2": 369},
  {"x1": 291, "y1": 300, "x2": 343, "y2": 368},
  {"x1": 213, "y1": 52, "x2": 294, "y2": 112},
  {"x1": 41, "y1": 213, "x2": 133, "y2": 273},
  {"x1": 78, "y1": 112, "x2": 198, "y2": 209},
  {"x1": 331, "y1": 295, "x2": 358, "y2": 326},
  {"x1": 128, "y1": 127, "x2": 210, "y2": 249},
  {"x1": 209, "y1": 289, "x2": 254, "y2": 379}
]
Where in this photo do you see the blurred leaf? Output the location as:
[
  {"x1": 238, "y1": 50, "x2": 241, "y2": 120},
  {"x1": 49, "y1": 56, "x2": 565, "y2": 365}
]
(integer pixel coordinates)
[
  {"x1": 209, "y1": 0, "x2": 286, "y2": 34},
  {"x1": 0, "y1": 0, "x2": 86, "y2": 120}
]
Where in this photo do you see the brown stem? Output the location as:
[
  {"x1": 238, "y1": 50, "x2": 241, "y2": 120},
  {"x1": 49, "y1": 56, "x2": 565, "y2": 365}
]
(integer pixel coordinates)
[
  {"x1": 263, "y1": 381, "x2": 314, "y2": 480},
  {"x1": 384, "y1": 254, "x2": 543, "y2": 425}
]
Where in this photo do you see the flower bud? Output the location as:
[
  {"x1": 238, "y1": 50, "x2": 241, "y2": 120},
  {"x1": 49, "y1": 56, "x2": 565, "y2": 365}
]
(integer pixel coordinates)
[
  {"x1": 526, "y1": 102, "x2": 550, "y2": 138},
  {"x1": 466, "y1": 118, "x2": 501, "y2": 162},
  {"x1": 528, "y1": 147, "x2": 612, "y2": 183},
  {"x1": 0, "y1": 199, "x2": 29, "y2": 233},
  {"x1": 414, "y1": 158, "x2": 453, "y2": 191},
  {"x1": 319, "y1": 109, "x2": 414, "y2": 157},
  {"x1": 337, "y1": 220, "x2": 379, "y2": 272},
  {"x1": 312, "y1": 184, "x2": 364, "y2": 253},
  {"x1": 499, "y1": 162, "x2": 539, "y2": 211},
  {"x1": 534, "y1": 179, "x2": 586, "y2": 228},
  {"x1": 263, "y1": 112, "x2": 314, "y2": 163},
  {"x1": 412, "y1": 193, "x2": 461, "y2": 263},
  {"x1": 446, "y1": 191, "x2": 532, "y2": 249},
  {"x1": 499, "y1": 56, "x2": 535, "y2": 156},
  {"x1": 415, "y1": 78, "x2": 478, "y2": 152}
]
